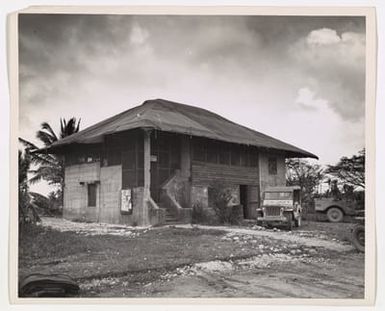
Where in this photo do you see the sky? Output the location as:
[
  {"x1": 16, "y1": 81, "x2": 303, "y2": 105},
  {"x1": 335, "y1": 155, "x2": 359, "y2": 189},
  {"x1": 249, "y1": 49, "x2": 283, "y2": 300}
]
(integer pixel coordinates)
[{"x1": 18, "y1": 14, "x2": 366, "y2": 195}]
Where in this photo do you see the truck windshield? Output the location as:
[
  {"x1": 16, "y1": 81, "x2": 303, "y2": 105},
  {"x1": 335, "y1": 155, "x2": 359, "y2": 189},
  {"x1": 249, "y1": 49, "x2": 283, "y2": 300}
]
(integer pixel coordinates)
[{"x1": 264, "y1": 192, "x2": 292, "y2": 200}]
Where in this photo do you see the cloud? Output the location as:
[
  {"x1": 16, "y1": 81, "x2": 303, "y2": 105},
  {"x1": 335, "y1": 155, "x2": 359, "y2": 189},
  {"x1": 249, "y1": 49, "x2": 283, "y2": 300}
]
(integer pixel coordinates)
[
  {"x1": 130, "y1": 23, "x2": 149, "y2": 45},
  {"x1": 18, "y1": 14, "x2": 365, "y2": 172},
  {"x1": 307, "y1": 28, "x2": 341, "y2": 45},
  {"x1": 295, "y1": 87, "x2": 328, "y2": 111},
  {"x1": 289, "y1": 27, "x2": 365, "y2": 121}
]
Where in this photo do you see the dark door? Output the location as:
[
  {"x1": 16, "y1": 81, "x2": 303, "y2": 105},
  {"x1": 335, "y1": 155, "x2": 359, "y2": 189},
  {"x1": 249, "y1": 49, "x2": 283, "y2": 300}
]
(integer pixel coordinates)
[
  {"x1": 240, "y1": 185, "x2": 248, "y2": 218},
  {"x1": 247, "y1": 185, "x2": 260, "y2": 219},
  {"x1": 240, "y1": 185, "x2": 259, "y2": 219}
]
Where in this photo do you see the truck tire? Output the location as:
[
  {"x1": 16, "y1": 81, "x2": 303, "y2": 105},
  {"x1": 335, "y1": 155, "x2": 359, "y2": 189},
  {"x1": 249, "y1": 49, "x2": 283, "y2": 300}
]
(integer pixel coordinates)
[
  {"x1": 351, "y1": 224, "x2": 365, "y2": 252},
  {"x1": 327, "y1": 207, "x2": 344, "y2": 222}
]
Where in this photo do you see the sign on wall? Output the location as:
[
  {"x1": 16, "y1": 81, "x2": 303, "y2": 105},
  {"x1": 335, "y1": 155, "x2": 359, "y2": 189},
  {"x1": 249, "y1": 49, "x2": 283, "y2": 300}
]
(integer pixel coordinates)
[{"x1": 121, "y1": 189, "x2": 133, "y2": 214}]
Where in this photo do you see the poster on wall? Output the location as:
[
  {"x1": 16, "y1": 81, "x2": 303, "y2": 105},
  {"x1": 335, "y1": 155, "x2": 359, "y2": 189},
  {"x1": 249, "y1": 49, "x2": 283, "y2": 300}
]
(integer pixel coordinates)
[{"x1": 121, "y1": 189, "x2": 132, "y2": 214}]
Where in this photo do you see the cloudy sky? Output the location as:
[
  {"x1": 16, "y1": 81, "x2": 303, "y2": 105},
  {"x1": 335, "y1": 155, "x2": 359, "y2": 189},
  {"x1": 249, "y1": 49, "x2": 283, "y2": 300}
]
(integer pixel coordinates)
[{"x1": 19, "y1": 14, "x2": 365, "y2": 193}]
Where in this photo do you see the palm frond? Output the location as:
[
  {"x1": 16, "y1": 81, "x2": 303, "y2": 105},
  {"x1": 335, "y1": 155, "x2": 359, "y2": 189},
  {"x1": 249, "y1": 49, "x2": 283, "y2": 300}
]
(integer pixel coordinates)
[
  {"x1": 60, "y1": 117, "x2": 81, "y2": 139},
  {"x1": 29, "y1": 165, "x2": 64, "y2": 185},
  {"x1": 28, "y1": 174, "x2": 42, "y2": 184},
  {"x1": 19, "y1": 137, "x2": 39, "y2": 151},
  {"x1": 29, "y1": 152, "x2": 59, "y2": 167},
  {"x1": 41, "y1": 122, "x2": 58, "y2": 142},
  {"x1": 75, "y1": 118, "x2": 81, "y2": 133},
  {"x1": 36, "y1": 130, "x2": 57, "y2": 146}
]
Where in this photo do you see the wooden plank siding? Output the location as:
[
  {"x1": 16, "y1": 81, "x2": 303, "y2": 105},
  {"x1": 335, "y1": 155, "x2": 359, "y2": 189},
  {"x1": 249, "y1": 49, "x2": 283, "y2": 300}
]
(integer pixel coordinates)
[
  {"x1": 191, "y1": 161, "x2": 259, "y2": 186},
  {"x1": 104, "y1": 129, "x2": 144, "y2": 189}
]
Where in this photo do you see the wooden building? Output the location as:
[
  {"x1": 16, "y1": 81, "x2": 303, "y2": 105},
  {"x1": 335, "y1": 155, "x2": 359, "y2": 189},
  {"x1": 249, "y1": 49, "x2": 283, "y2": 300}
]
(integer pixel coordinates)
[{"x1": 44, "y1": 99, "x2": 318, "y2": 226}]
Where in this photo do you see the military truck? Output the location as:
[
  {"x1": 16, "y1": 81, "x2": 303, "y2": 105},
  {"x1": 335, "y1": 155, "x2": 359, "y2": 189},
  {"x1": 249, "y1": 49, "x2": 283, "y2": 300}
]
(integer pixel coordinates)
[
  {"x1": 256, "y1": 186, "x2": 302, "y2": 230},
  {"x1": 351, "y1": 221, "x2": 365, "y2": 252},
  {"x1": 314, "y1": 197, "x2": 360, "y2": 222}
]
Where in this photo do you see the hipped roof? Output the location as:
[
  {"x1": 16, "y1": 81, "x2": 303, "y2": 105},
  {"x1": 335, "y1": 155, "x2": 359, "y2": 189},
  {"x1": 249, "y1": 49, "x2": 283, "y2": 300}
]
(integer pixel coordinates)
[{"x1": 46, "y1": 99, "x2": 318, "y2": 159}]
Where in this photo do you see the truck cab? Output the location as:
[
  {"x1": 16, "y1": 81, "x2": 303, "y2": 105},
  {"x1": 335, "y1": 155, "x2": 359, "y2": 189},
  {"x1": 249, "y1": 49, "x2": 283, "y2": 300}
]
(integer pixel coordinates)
[{"x1": 257, "y1": 186, "x2": 302, "y2": 230}]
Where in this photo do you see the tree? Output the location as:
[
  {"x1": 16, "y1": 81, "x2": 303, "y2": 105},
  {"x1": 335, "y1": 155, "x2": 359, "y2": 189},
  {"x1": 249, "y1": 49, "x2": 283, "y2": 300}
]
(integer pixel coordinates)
[
  {"x1": 286, "y1": 158, "x2": 324, "y2": 202},
  {"x1": 19, "y1": 117, "x2": 81, "y2": 207},
  {"x1": 325, "y1": 149, "x2": 365, "y2": 189},
  {"x1": 19, "y1": 149, "x2": 30, "y2": 222},
  {"x1": 18, "y1": 150, "x2": 40, "y2": 223}
]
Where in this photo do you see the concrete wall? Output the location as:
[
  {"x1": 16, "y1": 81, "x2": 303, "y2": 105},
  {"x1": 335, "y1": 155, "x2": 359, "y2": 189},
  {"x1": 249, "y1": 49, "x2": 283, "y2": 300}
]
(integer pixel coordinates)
[
  {"x1": 99, "y1": 166, "x2": 154, "y2": 226},
  {"x1": 148, "y1": 199, "x2": 166, "y2": 226},
  {"x1": 63, "y1": 163, "x2": 132, "y2": 225},
  {"x1": 63, "y1": 151, "x2": 164, "y2": 226},
  {"x1": 258, "y1": 152, "x2": 286, "y2": 195},
  {"x1": 99, "y1": 165, "x2": 124, "y2": 224},
  {"x1": 131, "y1": 187, "x2": 147, "y2": 226},
  {"x1": 63, "y1": 162, "x2": 100, "y2": 221}
]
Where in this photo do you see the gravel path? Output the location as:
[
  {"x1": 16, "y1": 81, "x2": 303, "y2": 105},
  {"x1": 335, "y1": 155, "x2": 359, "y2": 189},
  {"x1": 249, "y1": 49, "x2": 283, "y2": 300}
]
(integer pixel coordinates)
[
  {"x1": 41, "y1": 217, "x2": 353, "y2": 252},
  {"x1": 175, "y1": 224, "x2": 354, "y2": 252},
  {"x1": 40, "y1": 217, "x2": 149, "y2": 237},
  {"x1": 33, "y1": 217, "x2": 363, "y2": 298}
]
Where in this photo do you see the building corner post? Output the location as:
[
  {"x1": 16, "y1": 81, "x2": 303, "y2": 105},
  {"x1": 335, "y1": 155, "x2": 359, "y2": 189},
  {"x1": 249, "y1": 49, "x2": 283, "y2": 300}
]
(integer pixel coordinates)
[{"x1": 142, "y1": 129, "x2": 152, "y2": 226}]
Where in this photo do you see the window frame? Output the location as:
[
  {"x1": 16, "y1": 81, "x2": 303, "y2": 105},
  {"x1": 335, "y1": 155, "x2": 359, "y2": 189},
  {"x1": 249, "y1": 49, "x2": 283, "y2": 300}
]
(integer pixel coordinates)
[
  {"x1": 87, "y1": 183, "x2": 97, "y2": 207},
  {"x1": 268, "y1": 157, "x2": 278, "y2": 175}
]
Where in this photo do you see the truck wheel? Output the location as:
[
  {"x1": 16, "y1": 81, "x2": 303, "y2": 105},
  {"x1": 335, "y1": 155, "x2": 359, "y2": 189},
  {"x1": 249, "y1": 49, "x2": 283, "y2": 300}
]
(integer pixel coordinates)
[
  {"x1": 351, "y1": 224, "x2": 365, "y2": 252},
  {"x1": 327, "y1": 207, "x2": 344, "y2": 222},
  {"x1": 295, "y1": 215, "x2": 302, "y2": 227}
]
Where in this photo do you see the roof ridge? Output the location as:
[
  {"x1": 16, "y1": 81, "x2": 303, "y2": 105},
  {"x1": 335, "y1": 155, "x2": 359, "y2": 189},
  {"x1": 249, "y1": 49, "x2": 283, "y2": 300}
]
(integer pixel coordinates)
[
  {"x1": 153, "y1": 99, "x2": 316, "y2": 155},
  {"x1": 46, "y1": 98, "x2": 317, "y2": 159}
]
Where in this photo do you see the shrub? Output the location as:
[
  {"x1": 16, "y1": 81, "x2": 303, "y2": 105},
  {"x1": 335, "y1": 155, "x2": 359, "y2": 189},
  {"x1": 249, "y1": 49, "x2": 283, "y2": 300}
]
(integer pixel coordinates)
[
  {"x1": 192, "y1": 202, "x2": 206, "y2": 224},
  {"x1": 209, "y1": 181, "x2": 237, "y2": 225}
]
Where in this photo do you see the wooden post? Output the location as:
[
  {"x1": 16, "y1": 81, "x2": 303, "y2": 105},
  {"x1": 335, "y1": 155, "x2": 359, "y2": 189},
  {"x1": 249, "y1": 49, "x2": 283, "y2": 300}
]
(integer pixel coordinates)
[
  {"x1": 143, "y1": 129, "x2": 151, "y2": 199},
  {"x1": 180, "y1": 135, "x2": 191, "y2": 179}
]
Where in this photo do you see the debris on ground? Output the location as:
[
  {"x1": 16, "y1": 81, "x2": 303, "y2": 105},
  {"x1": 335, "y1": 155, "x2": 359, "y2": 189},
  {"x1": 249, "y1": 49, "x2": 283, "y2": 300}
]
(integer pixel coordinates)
[
  {"x1": 21, "y1": 218, "x2": 362, "y2": 298},
  {"x1": 251, "y1": 225, "x2": 265, "y2": 231},
  {"x1": 39, "y1": 217, "x2": 148, "y2": 237}
]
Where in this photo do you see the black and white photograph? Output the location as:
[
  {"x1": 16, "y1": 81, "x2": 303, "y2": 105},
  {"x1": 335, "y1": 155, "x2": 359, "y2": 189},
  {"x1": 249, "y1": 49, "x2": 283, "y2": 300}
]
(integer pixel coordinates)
[{"x1": 12, "y1": 7, "x2": 375, "y2": 303}]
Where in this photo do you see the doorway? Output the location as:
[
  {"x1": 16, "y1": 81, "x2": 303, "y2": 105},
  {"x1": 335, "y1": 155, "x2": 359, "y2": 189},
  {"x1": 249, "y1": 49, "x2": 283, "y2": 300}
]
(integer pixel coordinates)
[
  {"x1": 150, "y1": 132, "x2": 181, "y2": 202},
  {"x1": 240, "y1": 185, "x2": 259, "y2": 219}
]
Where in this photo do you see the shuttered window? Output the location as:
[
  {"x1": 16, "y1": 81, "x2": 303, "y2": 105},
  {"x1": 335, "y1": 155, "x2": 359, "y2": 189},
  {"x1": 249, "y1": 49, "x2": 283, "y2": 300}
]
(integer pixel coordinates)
[
  {"x1": 192, "y1": 138, "x2": 258, "y2": 168},
  {"x1": 268, "y1": 157, "x2": 278, "y2": 175},
  {"x1": 87, "y1": 184, "x2": 97, "y2": 207}
]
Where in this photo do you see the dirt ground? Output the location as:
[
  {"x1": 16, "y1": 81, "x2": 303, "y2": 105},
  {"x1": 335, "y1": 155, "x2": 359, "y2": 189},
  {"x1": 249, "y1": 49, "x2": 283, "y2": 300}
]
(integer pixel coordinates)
[{"x1": 19, "y1": 217, "x2": 364, "y2": 299}]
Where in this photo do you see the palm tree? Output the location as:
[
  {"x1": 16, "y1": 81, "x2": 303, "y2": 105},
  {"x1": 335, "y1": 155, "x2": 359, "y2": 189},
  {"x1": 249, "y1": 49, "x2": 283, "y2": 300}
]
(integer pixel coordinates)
[
  {"x1": 18, "y1": 149, "x2": 40, "y2": 223},
  {"x1": 59, "y1": 118, "x2": 81, "y2": 139},
  {"x1": 19, "y1": 117, "x2": 81, "y2": 206}
]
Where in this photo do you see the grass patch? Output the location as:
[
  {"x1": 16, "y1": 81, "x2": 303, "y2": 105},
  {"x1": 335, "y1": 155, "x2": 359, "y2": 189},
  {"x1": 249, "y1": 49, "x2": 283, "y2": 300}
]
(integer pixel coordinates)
[
  {"x1": 19, "y1": 224, "x2": 101, "y2": 260},
  {"x1": 18, "y1": 223, "x2": 265, "y2": 282}
]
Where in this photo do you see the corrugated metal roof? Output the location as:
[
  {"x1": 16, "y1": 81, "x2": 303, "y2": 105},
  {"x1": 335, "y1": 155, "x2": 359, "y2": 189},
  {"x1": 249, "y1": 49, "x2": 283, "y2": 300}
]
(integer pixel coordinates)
[{"x1": 48, "y1": 99, "x2": 318, "y2": 159}]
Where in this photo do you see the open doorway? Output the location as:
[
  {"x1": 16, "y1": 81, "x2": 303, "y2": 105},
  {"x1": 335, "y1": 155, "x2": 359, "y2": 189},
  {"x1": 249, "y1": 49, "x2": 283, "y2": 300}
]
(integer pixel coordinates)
[
  {"x1": 240, "y1": 185, "x2": 259, "y2": 219},
  {"x1": 240, "y1": 185, "x2": 249, "y2": 219}
]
